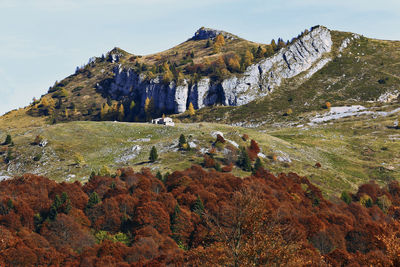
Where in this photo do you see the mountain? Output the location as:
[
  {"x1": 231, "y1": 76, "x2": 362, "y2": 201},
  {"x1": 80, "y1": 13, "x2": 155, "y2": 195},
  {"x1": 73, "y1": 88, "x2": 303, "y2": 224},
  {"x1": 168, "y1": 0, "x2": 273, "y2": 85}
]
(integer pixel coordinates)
[
  {"x1": 103, "y1": 26, "x2": 331, "y2": 113},
  {"x1": 1, "y1": 25, "x2": 400, "y2": 266},
  {"x1": 20, "y1": 25, "x2": 400, "y2": 126},
  {"x1": 189, "y1": 29, "x2": 400, "y2": 126},
  {"x1": 0, "y1": 25, "x2": 399, "y2": 198}
]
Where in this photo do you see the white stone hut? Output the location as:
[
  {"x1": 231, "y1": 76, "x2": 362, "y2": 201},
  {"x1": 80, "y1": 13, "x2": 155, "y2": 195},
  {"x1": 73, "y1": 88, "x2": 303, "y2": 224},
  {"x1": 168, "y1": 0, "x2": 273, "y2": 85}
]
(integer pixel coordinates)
[{"x1": 151, "y1": 117, "x2": 175, "y2": 126}]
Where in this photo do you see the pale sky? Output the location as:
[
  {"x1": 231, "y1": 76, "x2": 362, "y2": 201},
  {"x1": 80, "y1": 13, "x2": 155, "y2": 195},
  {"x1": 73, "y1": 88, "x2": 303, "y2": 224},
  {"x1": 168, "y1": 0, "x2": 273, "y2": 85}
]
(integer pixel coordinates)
[{"x1": 1, "y1": 0, "x2": 399, "y2": 115}]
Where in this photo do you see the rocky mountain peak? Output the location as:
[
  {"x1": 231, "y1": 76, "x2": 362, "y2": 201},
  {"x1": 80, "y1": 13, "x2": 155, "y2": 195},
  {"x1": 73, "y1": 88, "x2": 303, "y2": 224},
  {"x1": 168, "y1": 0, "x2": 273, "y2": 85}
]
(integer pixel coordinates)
[
  {"x1": 107, "y1": 47, "x2": 127, "y2": 63},
  {"x1": 192, "y1": 27, "x2": 238, "y2": 41}
]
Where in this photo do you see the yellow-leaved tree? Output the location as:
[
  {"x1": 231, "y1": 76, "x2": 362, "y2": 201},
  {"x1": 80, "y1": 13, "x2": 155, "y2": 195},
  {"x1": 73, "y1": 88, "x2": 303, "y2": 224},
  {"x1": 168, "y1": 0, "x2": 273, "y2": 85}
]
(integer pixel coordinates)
[
  {"x1": 100, "y1": 103, "x2": 109, "y2": 120},
  {"x1": 39, "y1": 97, "x2": 55, "y2": 115},
  {"x1": 99, "y1": 165, "x2": 111, "y2": 176},
  {"x1": 40, "y1": 97, "x2": 49, "y2": 107},
  {"x1": 162, "y1": 62, "x2": 173, "y2": 84},
  {"x1": 144, "y1": 97, "x2": 155, "y2": 120},
  {"x1": 130, "y1": 100, "x2": 135, "y2": 110},
  {"x1": 243, "y1": 50, "x2": 254, "y2": 68},
  {"x1": 227, "y1": 54, "x2": 240, "y2": 72},
  {"x1": 188, "y1": 102, "x2": 195, "y2": 116},
  {"x1": 118, "y1": 104, "x2": 124, "y2": 121},
  {"x1": 271, "y1": 39, "x2": 277, "y2": 51},
  {"x1": 215, "y1": 34, "x2": 225, "y2": 46},
  {"x1": 213, "y1": 34, "x2": 225, "y2": 53},
  {"x1": 144, "y1": 97, "x2": 150, "y2": 113}
]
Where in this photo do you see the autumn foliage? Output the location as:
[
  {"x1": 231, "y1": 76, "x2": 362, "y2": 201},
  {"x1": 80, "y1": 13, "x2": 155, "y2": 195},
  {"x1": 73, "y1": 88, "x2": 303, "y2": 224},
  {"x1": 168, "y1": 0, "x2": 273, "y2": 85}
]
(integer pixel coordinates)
[
  {"x1": 1, "y1": 167, "x2": 400, "y2": 265},
  {"x1": 247, "y1": 139, "x2": 260, "y2": 160}
]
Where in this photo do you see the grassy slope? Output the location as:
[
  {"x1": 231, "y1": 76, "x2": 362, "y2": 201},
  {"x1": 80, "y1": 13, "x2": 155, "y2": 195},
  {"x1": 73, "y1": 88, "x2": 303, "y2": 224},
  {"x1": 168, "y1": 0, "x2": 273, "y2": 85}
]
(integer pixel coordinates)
[
  {"x1": 0, "y1": 116, "x2": 276, "y2": 182},
  {"x1": 1, "y1": 106, "x2": 399, "y2": 199},
  {"x1": 268, "y1": 108, "x2": 400, "y2": 195},
  {"x1": 129, "y1": 36, "x2": 263, "y2": 69}
]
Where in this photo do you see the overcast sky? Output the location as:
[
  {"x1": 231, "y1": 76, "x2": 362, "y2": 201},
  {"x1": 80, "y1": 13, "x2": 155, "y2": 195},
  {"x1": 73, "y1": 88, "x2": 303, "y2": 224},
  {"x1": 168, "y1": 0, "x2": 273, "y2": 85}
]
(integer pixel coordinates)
[{"x1": 1, "y1": 0, "x2": 399, "y2": 115}]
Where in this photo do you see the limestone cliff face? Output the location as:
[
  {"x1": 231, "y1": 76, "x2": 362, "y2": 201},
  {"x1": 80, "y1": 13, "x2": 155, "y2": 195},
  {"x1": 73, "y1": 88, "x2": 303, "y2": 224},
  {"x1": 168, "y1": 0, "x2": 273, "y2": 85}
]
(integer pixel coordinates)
[
  {"x1": 106, "y1": 68, "x2": 188, "y2": 113},
  {"x1": 101, "y1": 26, "x2": 332, "y2": 113},
  {"x1": 221, "y1": 26, "x2": 332, "y2": 106}
]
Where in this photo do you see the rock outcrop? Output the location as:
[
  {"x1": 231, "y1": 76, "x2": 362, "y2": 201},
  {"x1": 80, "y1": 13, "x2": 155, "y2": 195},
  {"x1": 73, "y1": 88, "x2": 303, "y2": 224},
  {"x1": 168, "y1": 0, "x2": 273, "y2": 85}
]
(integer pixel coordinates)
[
  {"x1": 100, "y1": 26, "x2": 333, "y2": 113},
  {"x1": 221, "y1": 26, "x2": 332, "y2": 106},
  {"x1": 192, "y1": 27, "x2": 238, "y2": 40}
]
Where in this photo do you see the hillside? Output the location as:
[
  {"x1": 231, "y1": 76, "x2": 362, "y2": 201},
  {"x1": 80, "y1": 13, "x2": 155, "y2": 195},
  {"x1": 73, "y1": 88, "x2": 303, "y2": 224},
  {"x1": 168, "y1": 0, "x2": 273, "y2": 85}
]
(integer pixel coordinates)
[
  {"x1": 179, "y1": 31, "x2": 400, "y2": 125},
  {"x1": 16, "y1": 26, "x2": 327, "y2": 122},
  {"x1": 12, "y1": 25, "x2": 397, "y2": 128},
  {"x1": 0, "y1": 25, "x2": 399, "y2": 199},
  {"x1": 25, "y1": 26, "x2": 283, "y2": 123},
  {"x1": 1, "y1": 24, "x2": 400, "y2": 266},
  {"x1": 0, "y1": 107, "x2": 399, "y2": 198}
]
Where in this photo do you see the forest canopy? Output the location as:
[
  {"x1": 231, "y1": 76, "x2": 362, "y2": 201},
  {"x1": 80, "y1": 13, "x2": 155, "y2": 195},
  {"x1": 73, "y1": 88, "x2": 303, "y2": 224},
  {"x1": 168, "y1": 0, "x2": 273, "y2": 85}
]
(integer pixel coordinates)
[{"x1": 1, "y1": 165, "x2": 400, "y2": 266}]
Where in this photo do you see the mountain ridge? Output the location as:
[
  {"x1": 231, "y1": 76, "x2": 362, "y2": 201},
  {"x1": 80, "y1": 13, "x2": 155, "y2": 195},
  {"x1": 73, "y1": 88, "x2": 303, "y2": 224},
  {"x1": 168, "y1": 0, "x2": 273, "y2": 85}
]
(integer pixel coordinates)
[
  {"x1": 25, "y1": 25, "x2": 346, "y2": 123},
  {"x1": 0, "y1": 25, "x2": 399, "y2": 199},
  {"x1": 103, "y1": 25, "x2": 333, "y2": 114},
  {"x1": 4, "y1": 25, "x2": 400, "y2": 127}
]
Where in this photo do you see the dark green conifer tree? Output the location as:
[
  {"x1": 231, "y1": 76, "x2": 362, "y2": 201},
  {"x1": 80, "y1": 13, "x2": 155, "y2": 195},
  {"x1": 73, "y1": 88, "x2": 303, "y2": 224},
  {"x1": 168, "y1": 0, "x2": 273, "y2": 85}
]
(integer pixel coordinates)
[
  {"x1": 253, "y1": 157, "x2": 263, "y2": 174},
  {"x1": 171, "y1": 204, "x2": 181, "y2": 242},
  {"x1": 4, "y1": 134, "x2": 12, "y2": 145},
  {"x1": 87, "y1": 192, "x2": 100, "y2": 210},
  {"x1": 238, "y1": 147, "x2": 252, "y2": 172},
  {"x1": 149, "y1": 146, "x2": 158, "y2": 162},
  {"x1": 61, "y1": 192, "x2": 72, "y2": 214},
  {"x1": 340, "y1": 191, "x2": 352, "y2": 204},
  {"x1": 192, "y1": 196, "x2": 205, "y2": 216},
  {"x1": 215, "y1": 162, "x2": 222, "y2": 172},
  {"x1": 156, "y1": 171, "x2": 163, "y2": 181},
  {"x1": 178, "y1": 134, "x2": 186, "y2": 149},
  {"x1": 6, "y1": 199, "x2": 13, "y2": 210}
]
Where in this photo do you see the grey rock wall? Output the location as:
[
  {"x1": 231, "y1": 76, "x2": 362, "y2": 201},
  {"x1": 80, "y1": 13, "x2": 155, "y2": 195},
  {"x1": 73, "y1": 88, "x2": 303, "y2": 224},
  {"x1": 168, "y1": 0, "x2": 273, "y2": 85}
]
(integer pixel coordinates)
[
  {"x1": 101, "y1": 26, "x2": 333, "y2": 114},
  {"x1": 221, "y1": 26, "x2": 333, "y2": 105}
]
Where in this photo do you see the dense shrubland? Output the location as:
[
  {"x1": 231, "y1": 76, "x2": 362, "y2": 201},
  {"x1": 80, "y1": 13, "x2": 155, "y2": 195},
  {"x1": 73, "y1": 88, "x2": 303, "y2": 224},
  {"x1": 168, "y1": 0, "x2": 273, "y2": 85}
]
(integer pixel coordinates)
[{"x1": 1, "y1": 161, "x2": 400, "y2": 265}]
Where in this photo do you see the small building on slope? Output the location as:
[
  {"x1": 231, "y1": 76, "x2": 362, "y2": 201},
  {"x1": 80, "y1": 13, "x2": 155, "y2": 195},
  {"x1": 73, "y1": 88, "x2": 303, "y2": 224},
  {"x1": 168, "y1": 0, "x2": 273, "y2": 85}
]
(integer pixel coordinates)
[{"x1": 151, "y1": 117, "x2": 175, "y2": 126}]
